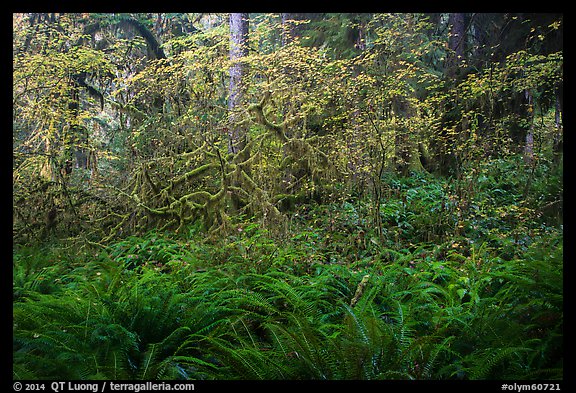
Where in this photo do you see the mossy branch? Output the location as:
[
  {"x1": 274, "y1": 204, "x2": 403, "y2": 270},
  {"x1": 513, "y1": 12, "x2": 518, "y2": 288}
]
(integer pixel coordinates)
[
  {"x1": 168, "y1": 162, "x2": 220, "y2": 189},
  {"x1": 350, "y1": 275, "x2": 371, "y2": 308},
  {"x1": 105, "y1": 97, "x2": 146, "y2": 119},
  {"x1": 169, "y1": 191, "x2": 213, "y2": 210},
  {"x1": 248, "y1": 91, "x2": 289, "y2": 143}
]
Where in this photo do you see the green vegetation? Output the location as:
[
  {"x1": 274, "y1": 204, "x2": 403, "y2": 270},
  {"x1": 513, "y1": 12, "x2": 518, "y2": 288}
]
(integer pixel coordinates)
[
  {"x1": 14, "y1": 159, "x2": 562, "y2": 380},
  {"x1": 13, "y1": 13, "x2": 562, "y2": 381}
]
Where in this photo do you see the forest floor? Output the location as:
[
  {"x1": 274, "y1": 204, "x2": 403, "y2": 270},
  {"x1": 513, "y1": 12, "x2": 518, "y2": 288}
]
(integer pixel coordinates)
[{"x1": 13, "y1": 157, "x2": 563, "y2": 380}]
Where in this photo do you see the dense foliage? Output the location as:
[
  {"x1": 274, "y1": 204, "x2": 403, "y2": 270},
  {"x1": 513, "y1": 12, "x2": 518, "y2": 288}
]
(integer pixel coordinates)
[
  {"x1": 13, "y1": 165, "x2": 562, "y2": 380},
  {"x1": 13, "y1": 13, "x2": 562, "y2": 381}
]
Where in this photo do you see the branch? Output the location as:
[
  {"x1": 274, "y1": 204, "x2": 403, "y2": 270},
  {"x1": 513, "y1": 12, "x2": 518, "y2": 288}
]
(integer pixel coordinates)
[
  {"x1": 248, "y1": 91, "x2": 289, "y2": 143},
  {"x1": 168, "y1": 162, "x2": 220, "y2": 189},
  {"x1": 350, "y1": 275, "x2": 371, "y2": 308},
  {"x1": 116, "y1": 16, "x2": 166, "y2": 60}
]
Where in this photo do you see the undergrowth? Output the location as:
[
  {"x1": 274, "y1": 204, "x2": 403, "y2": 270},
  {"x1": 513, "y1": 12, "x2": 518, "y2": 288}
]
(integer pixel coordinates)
[{"x1": 13, "y1": 157, "x2": 563, "y2": 380}]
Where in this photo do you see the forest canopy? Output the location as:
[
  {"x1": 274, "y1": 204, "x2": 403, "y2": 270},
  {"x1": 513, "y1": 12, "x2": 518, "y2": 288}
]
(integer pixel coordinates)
[{"x1": 13, "y1": 13, "x2": 562, "y2": 381}]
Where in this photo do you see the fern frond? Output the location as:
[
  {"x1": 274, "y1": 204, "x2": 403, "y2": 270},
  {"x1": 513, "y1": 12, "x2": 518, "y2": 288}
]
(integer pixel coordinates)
[{"x1": 466, "y1": 347, "x2": 533, "y2": 379}]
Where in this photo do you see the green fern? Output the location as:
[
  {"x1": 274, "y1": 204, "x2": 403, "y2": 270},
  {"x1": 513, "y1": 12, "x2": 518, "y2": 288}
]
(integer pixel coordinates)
[
  {"x1": 13, "y1": 219, "x2": 562, "y2": 380},
  {"x1": 466, "y1": 347, "x2": 534, "y2": 379}
]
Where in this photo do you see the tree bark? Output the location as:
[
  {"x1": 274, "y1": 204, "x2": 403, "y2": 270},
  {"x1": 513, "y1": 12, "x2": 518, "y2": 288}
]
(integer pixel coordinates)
[
  {"x1": 228, "y1": 13, "x2": 249, "y2": 155},
  {"x1": 280, "y1": 13, "x2": 305, "y2": 46},
  {"x1": 523, "y1": 90, "x2": 535, "y2": 165},
  {"x1": 446, "y1": 13, "x2": 466, "y2": 79},
  {"x1": 431, "y1": 13, "x2": 467, "y2": 176}
]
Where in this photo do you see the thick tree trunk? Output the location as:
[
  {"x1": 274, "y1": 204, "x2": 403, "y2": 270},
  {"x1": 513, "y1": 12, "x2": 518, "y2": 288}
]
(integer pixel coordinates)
[
  {"x1": 446, "y1": 13, "x2": 466, "y2": 79},
  {"x1": 392, "y1": 97, "x2": 413, "y2": 175},
  {"x1": 227, "y1": 13, "x2": 250, "y2": 213},
  {"x1": 228, "y1": 13, "x2": 249, "y2": 155},
  {"x1": 280, "y1": 13, "x2": 305, "y2": 46},
  {"x1": 430, "y1": 13, "x2": 467, "y2": 176}
]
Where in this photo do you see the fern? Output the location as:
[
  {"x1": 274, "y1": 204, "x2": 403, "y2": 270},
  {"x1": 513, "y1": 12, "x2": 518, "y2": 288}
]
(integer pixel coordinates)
[
  {"x1": 200, "y1": 335, "x2": 286, "y2": 379},
  {"x1": 465, "y1": 347, "x2": 534, "y2": 379},
  {"x1": 13, "y1": 216, "x2": 562, "y2": 380},
  {"x1": 14, "y1": 292, "x2": 140, "y2": 379}
]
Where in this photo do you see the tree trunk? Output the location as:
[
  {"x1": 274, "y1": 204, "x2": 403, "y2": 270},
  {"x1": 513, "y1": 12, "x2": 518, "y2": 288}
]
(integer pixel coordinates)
[
  {"x1": 446, "y1": 13, "x2": 466, "y2": 79},
  {"x1": 430, "y1": 13, "x2": 467, "y2": 176},
  {"x1": 523, "y1": 90, "x2": 535, "y2": 165},
  {"x1": 552, "y1": 85, "x2": 563, "y2": 166},
  {"x1": 228, "y1": 13, "x2": 249, "y2": 155},
  {"x1": 392, "y1": 97, "x2": 413, "y2": 175},
  {"x1": 227, "y1": 13, "x2": 250, "y2": 213},
  {"x1": 281, "y1": 13, "x2": 305, "y2": 46}
]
